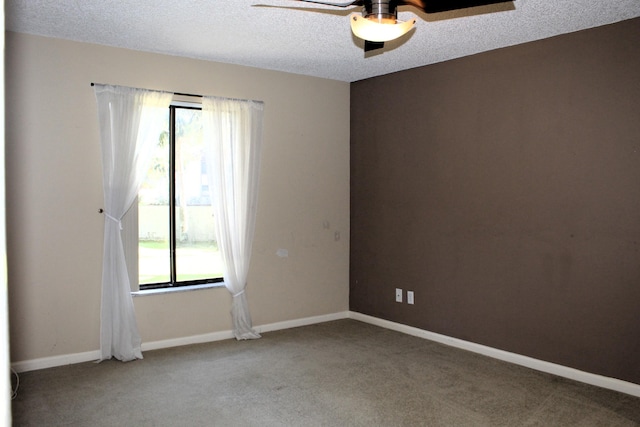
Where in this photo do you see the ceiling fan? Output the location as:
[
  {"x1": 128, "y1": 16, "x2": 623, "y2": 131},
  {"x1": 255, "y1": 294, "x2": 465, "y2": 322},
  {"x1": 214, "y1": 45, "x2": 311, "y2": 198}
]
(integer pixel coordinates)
[{"x1": 287, "y1": 0, "x2": 516, "y2": 52}]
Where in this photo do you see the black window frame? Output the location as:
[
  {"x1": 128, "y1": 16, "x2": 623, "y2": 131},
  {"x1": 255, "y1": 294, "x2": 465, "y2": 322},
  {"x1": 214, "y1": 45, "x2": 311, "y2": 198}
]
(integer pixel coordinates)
[{"x1": 139, "y1": 104, "x2": 224, "y2": 291}]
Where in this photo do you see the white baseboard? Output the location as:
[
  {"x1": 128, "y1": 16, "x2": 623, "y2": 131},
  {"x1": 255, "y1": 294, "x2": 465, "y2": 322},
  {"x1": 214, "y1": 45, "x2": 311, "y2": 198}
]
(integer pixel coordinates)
[
  {"x1": 254, "y1": 311, "x2": 350, "y2": 334},
  {"x1": 11, "y1": 350, "x2": 102, "y2": 373},
  {"x1": 140, "y1": 330, "x2": 235, "y2": 352},
  {"x1": 11, "y1": 311, "x2": 351, "y2": 373},
  {"x1": 349, "y1": 311, "x2": 640, "y2": 398},
  {"x1": 143, "y1": 311, "x2": 351, "y2": 351},
  {"x1": 12, "y1": 309, "x2": 639, "y2": 399}
]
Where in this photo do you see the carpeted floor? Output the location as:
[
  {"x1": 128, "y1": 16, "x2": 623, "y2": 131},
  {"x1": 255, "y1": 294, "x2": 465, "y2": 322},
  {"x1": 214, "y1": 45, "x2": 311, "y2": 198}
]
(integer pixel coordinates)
[{"x1": 11, "y1": 319, "x2": 640, "y2": 426}]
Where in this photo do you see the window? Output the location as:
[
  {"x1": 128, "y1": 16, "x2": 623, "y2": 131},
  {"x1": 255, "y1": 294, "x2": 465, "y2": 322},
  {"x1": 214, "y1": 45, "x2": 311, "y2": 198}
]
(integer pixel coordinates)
[{"x1": 135, "y1": 101, "x2": 223, "y2": 290}]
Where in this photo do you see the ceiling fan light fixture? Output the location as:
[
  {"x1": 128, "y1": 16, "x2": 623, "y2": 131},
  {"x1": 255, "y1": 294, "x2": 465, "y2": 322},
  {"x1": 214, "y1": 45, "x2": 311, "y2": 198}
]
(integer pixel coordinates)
[{"x1": 350, "y1": 13, "x2": 416, "y2": 42}]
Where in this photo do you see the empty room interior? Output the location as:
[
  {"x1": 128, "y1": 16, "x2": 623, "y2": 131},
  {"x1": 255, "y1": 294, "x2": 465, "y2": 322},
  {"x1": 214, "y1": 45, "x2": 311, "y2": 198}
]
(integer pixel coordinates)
[{"x1": 3, "y1": 0, "x2": 640, "y2": 424}]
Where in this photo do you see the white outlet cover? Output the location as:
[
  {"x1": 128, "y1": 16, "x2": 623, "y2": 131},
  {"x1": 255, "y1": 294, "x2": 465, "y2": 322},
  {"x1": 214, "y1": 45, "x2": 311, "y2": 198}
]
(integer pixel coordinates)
[{"x1": 276, "y1": 249, "x2": 288, "y2": 258}]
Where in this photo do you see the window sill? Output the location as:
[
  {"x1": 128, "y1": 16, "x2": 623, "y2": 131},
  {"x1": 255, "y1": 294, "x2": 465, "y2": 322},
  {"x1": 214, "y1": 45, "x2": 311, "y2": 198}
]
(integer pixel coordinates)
[{"x1": 131, "y1": 282, "x2": 226, "y2": 297}]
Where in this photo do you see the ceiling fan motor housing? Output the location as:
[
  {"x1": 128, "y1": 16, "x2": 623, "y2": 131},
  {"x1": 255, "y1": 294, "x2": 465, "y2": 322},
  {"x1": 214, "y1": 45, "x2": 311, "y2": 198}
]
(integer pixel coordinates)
[{"x1": 363, "y1": 0, "x2": 398, "y2": 23}]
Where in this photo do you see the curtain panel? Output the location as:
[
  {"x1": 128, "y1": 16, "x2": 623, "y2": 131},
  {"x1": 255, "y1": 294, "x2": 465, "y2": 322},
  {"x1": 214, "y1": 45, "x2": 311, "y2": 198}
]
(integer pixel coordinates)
[
  {"x1": 202, "y1": 96, "x2": 264, "y2": 340},
  {"x1": 94, "y1": 84, "x2": 172, "y2": 361}
]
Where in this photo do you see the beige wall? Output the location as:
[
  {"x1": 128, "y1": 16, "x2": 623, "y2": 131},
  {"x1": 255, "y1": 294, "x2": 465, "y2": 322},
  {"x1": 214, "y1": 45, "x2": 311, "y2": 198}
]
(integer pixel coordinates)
[{"x1": 5, "y1": 32, "x2": 350, "y2": 363}]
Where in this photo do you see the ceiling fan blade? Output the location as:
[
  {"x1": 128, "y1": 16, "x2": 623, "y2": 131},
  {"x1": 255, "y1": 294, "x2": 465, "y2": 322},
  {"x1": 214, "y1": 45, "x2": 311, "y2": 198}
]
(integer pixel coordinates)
[
  {"x1": 293, "y1": 0, "x2": 363, "y2": 7},
  {"x1": 253, "y1": 4, "x2": 352, "y2": 16},
  {"x1": 364, "y1": 40, "x2": 385, "y2": 52},
  {"x1": 400, "y1": 0, "x2": 514, "y2": 14}
]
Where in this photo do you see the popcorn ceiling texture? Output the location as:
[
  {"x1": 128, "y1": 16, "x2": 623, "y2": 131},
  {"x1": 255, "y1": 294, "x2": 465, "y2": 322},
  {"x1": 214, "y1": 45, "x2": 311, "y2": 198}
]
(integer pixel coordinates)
[{"x1": 5, "y1": 0, "x2": 640, "y2": 82}]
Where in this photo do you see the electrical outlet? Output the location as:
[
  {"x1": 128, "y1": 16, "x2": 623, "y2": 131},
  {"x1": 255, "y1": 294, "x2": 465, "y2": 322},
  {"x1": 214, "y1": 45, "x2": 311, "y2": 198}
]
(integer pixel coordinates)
[
  {"x1": 407, "y1": 291, "x2": 414, "y2": 305},
  {"x1": 395, "y1": 288, "x2": 403, "y2": 303}
]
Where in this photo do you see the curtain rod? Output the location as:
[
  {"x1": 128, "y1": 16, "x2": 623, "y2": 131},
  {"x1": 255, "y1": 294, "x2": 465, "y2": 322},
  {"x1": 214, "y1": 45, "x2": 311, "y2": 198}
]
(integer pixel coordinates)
[
  {"x1": 90, "y1": 83, "x2": 264, "y2": 105},
  {"x1": 91, "y1": 82, "x2": 202, "y2": 98}
]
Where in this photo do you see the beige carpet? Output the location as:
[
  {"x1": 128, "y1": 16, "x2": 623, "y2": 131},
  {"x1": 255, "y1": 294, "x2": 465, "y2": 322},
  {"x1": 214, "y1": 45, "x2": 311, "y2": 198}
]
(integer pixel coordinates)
[{"x1": 11, "y1": 319, "x2": 640, "y2": 426}]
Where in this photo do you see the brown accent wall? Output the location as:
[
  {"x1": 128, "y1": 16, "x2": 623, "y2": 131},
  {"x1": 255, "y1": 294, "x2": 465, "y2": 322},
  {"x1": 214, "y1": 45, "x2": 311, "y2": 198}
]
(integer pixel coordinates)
[{"x1": 350, "y1": 18, "x2": 640, "y2": 384}]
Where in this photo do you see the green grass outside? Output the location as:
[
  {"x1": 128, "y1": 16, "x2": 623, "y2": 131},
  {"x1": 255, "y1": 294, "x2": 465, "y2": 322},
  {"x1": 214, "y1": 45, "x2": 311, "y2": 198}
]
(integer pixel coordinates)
[{"x1": 139, "y1": 241, "x2": 223, "y2": 285}]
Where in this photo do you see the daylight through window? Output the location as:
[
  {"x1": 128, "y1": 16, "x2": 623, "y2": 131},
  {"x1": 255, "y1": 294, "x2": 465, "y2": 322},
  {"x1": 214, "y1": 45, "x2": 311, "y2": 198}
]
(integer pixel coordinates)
[{"x1": 138, "y1": 104, "x2": 223, "y2": 290}]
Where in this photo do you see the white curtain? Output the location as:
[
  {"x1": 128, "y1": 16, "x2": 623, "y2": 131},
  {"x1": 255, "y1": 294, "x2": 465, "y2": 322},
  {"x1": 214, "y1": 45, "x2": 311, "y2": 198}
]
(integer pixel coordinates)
[
  {"x1": 203, "y1": 96, "x2": 264, "y2": 340},
  {"x1": 94, "y1": 84, "x2": 172, "y2": 361}
]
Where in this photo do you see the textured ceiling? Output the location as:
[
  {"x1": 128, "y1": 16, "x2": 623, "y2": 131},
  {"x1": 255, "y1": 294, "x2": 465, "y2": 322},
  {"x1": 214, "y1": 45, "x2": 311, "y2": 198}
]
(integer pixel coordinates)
[{"x1": 5, "y1": 0, "x2": 640, "y2": 82}]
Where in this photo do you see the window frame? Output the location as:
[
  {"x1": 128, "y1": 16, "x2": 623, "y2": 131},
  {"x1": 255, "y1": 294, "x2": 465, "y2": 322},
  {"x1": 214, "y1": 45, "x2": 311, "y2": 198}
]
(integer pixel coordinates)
[{"x1": 137, "y1": 100, "x2": 224, "y2": 291}]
